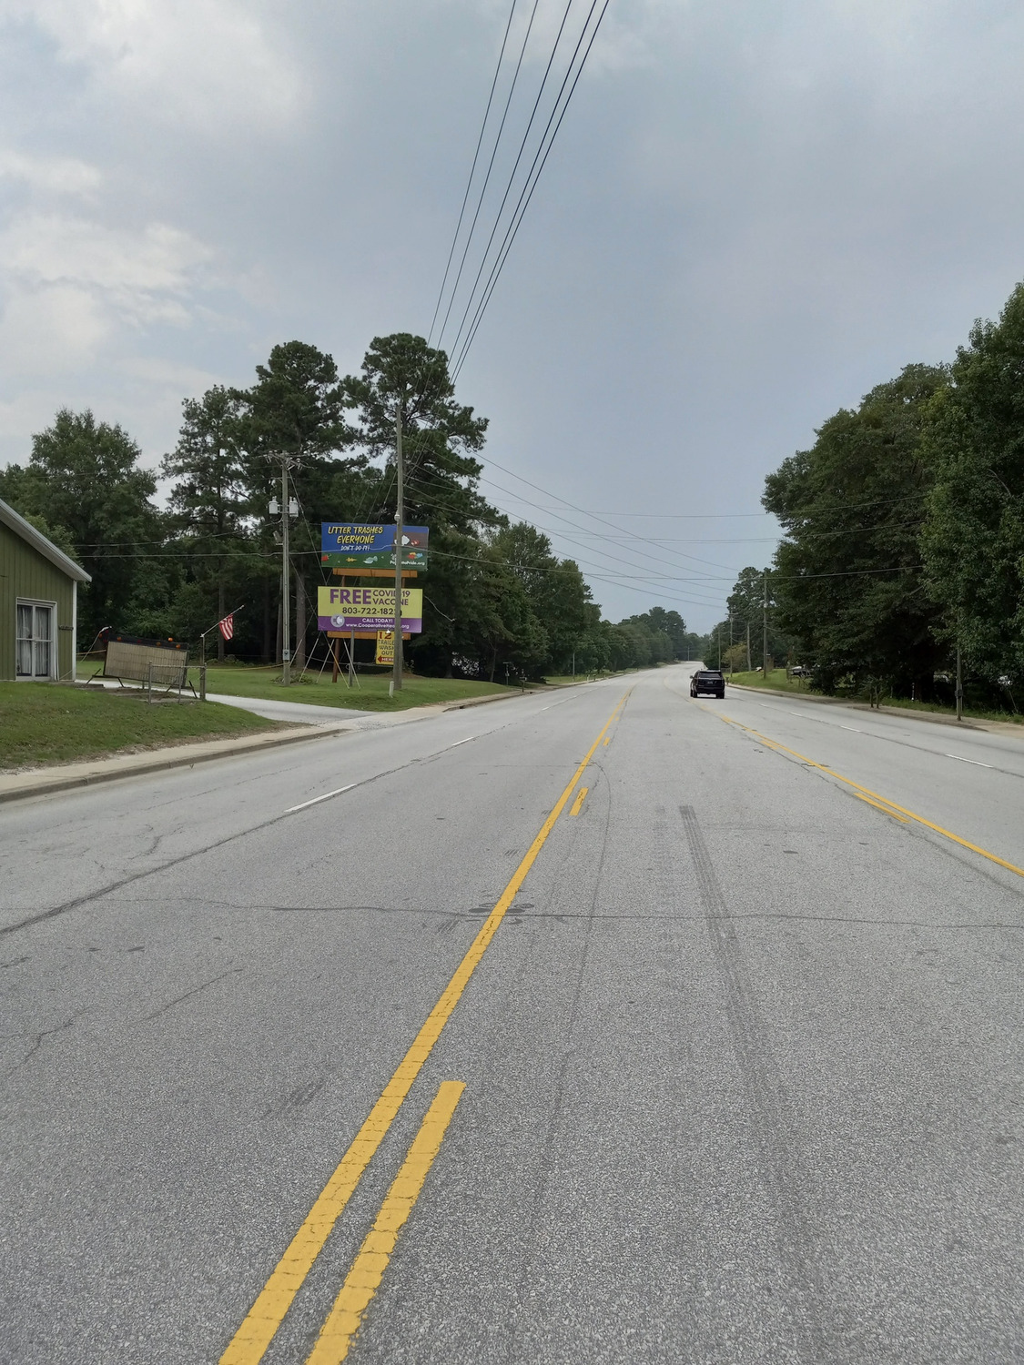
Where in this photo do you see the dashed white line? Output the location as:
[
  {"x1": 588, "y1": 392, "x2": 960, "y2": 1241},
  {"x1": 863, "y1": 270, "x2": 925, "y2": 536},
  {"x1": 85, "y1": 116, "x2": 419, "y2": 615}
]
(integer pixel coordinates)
[
  {"x1": 287, "y1": 784, "x2": 355, "y2": 813},
  {"x1": 839, "y1": 725, "x2": 861, "y2": 732},
  {"x1": 449, "y1": 737, "x2": 474, "y2": 747},
  {"x1": 945, "y1": 754, "x2": 992, "y2": 768}
]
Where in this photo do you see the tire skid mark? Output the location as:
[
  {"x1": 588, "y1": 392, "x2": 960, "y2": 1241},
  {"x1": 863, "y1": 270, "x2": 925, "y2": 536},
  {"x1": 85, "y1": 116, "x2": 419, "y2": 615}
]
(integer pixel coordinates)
[{"x1": 680, "y1": 804, "x2": 840, "y2": 1364}]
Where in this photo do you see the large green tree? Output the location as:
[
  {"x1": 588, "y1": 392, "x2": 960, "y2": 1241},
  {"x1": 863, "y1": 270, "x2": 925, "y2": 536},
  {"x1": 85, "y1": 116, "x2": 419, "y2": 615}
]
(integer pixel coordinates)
[
  {"x1": 0, "y1": 408, "x2": 159, "y2": 641},
  {"x1": 709, "y1": 567, "x2": 791, "y2": 670},
  {"x1": 487, "y1": 523, "x2": 598, "y2": 675},
  {"x1": 763, "y1": 364, "x2": 947, "y2": 696},
  {"x1": 233, "y1": 340, "x2": 363, "y2": 662},
  {"x1": 920, "y1": 283, "x2": 1024, "y2": 684},
  {"x1": 342, "y1": 334, "x2": 500, "y2": 675},
  {"x1": 343, "y1": 333, "x2": 491, "y2": 530},
  {"x1": 160, "y1": 386, "x2": 255, "y2": 659}
]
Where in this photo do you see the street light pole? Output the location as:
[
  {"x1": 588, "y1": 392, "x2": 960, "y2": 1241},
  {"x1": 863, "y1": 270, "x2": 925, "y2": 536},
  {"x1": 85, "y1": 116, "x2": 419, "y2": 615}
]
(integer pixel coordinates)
[
  {"x1": 391, "y1": 397, "x2": 405, "y2": 694},
  {"x1": 762, "y1": 569, "x2": 769, "y2": 678}
]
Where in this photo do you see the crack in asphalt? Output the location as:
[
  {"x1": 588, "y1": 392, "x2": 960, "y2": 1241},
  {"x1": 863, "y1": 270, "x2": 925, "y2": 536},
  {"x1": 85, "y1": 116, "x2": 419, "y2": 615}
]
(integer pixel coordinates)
[
  {"x1": 2, "y1": 1013, "x2": 80, "y2": 1081},
  {"x1": 1, "y1": 705, "x2": 612, "y2": 941},
  {"x1": 140, "y1": 966, "x2": 244, "y2": 1023}
]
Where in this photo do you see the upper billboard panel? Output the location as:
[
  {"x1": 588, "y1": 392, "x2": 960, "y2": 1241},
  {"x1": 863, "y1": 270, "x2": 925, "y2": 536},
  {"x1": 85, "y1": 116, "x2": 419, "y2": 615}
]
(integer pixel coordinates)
[{"x1": 321, "y1": 523, "x2": 429, "y2": 555}]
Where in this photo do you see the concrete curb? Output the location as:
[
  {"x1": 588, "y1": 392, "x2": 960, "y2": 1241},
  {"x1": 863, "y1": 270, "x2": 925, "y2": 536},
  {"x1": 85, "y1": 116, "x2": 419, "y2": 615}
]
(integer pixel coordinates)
[
  {"x1": 726, "y1": 682, "x2": 993, "y2": 730},
  {"x1": 440, "y1": 686, "x2": 552, "y2": 710},
  {"x1": 0, "y1": 724, "x2": 345, "y2": 805}
]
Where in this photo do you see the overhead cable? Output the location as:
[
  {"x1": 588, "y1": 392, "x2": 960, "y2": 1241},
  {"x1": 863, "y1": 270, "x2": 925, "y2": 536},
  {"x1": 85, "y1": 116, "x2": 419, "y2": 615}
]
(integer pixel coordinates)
[
  {"x1": 434, "y1": 0, "x2": 541, "y2": 348},
  {"x1": 445, "y1": 0, "x2": 586, "y2": 360},
  {"x1": 451, "y1": 0, "x2": 611, "y2": 376},
  {"x1": 427, "y1": 0, "x2": 521, "y2": 347}
]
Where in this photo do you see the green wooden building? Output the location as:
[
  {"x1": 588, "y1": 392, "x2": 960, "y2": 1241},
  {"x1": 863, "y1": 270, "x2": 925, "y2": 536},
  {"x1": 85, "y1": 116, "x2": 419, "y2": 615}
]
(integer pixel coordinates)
[{"x1": 0, "y1": 497, "x2": 91, "y2": 682}]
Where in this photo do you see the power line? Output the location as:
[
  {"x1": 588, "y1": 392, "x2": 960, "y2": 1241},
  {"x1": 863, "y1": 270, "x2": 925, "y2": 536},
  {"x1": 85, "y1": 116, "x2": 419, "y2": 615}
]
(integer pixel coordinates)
[
  {"x1": 451, "y1": 0, "x2": 611, "y2": 376},
  {"x1": 564, "y1": 518, "x2": 924, "y2": 544},
  {"x1": 479, "y1": 475, "x2": 728, "y2": 584},
  {"x1": 428, "y1": 546, "x2": 724, "y2": 612},
  {"x1": 445, "y1": 0, "x2": 586, "y2": 361},
  {"x1": 427, "y1": 0, "x2": 521, "y2": 347},
  {"x1": 404, "y1": 471, "x2": 730, "y2": 597},
  {"x1": 403, "y1": 474, "x2": 728, "y2": 610},
  {"x1": 479, "y1": 459, "x2": 740, "y2": 572},
  {"x1": 434, "y1": 0, "x2": 541, "y2": 349}
]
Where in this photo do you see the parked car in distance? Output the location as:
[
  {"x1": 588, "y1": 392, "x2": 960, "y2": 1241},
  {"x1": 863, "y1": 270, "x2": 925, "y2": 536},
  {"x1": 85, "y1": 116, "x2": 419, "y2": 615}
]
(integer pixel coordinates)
[
  {"x1": 790, "y1": 665, "x2": 807, "y2": 677},
  {"x1": 690, "y1": 669, "x2": 725, "y2": 698}
]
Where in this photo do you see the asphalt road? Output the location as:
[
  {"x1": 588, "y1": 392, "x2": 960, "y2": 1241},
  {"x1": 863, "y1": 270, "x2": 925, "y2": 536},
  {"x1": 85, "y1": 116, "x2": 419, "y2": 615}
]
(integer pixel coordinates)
[{"x1": 2, "y1": 664, "x2": 1024, "y2": 1364}]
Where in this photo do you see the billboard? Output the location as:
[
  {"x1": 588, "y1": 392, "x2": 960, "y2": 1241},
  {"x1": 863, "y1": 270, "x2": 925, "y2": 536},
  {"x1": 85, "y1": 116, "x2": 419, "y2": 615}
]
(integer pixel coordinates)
[
  {"x1": 317, "y1": 585, "x2": 423, "y2": 633},
  {"x1": 320, "y1": 523, "x2": 429, "y2": 555},
  {"x1": 321, "y1": 547, "x2": 428, "y2": 571},
  {"x1": 375, "y1": 631, "x2": 394, "y2": 666}
]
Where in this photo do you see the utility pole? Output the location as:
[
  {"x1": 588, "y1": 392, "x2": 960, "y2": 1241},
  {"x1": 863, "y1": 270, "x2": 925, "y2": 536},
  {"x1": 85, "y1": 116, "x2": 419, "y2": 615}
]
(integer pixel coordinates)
[
  {"x1": 956, "y1": 646, "x2": 963, "y2": 722},
  {"x1": 746, "y1": 621, "x2": 751, "y2": 672},
  {"x1": 717, "y1": 625, "x2": 721, "y2": 669},
  {"x1": 762, "y1": 569, "x2": 769, "y2": 678},
  {"x1": 281, "y1": 454, "x2": 291, "y2": 686},
  {"x1": 391, "y1": 396, "x2": 405, "y2": 694}
]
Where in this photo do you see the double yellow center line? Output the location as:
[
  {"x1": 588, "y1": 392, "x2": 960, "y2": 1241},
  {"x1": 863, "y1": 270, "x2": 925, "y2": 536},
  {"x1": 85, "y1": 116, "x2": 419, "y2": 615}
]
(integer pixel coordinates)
[{"x1": 221, "y1": 691, "x2": 628, "y2": 1364}]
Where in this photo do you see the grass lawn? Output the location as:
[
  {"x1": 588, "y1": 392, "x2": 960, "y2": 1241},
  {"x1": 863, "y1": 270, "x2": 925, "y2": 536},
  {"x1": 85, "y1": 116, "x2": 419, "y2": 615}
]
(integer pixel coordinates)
[
  {"x1": 0, "y1": 682, "x2": 281, "y2": 770},
  {"x1": 727, "y1": 669, "x2": 811, "y2": 693},
  {"x1": 727, "y1": 669, "x2": 1023, "y2": 723},
  {"x1": 187, "y1": 663, "x2": 522, "y2": 713}
]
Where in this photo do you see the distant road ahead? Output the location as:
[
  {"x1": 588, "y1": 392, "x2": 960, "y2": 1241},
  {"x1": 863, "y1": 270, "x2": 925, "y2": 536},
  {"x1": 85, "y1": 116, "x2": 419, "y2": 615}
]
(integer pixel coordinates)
[{"x1": 2, "y1": 665, "x2": 1023, "y2": 1364}]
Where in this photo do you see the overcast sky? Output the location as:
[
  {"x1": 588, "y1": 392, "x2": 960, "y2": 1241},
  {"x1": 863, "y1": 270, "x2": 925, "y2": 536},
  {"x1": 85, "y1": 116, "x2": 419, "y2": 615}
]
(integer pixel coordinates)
[{"x1": 1, "y1": 0, "x2": 1022, "y2": 630}]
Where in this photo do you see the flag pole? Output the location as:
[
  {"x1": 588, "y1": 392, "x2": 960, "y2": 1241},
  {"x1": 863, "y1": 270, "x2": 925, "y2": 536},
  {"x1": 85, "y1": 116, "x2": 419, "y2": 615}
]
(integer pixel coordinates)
[{"x1": 198, "y1": 604, "x2": 245, "y2": 701}]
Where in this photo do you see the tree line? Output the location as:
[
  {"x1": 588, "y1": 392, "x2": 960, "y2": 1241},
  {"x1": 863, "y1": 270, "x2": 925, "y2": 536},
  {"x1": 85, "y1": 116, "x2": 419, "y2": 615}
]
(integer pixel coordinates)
[
  {"x1": 0, "y1": 333, "x2": 708, "y2": 680},
  {"x1": 708, "y1": 281, "x2": 1024, "y2": 708}
]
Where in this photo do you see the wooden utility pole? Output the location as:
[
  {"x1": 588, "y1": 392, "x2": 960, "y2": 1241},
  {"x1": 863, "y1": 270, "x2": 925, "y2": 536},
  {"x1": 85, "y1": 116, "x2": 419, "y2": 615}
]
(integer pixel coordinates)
[
  {"x1": 762, "y1": 569, "x2": 769, "y2": 678},
  {"x1": 391, "y1": 397, "x2": 405, "y2": 693},
  {"x1": 281, "y1": 453, "x2": 291, "y2": 685}
]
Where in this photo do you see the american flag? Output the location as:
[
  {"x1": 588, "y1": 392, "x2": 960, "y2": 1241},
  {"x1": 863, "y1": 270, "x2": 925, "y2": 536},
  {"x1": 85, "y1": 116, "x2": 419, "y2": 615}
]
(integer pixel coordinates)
[{"x1": 218, "y1": 614, "x2": 234, "y2": 641}]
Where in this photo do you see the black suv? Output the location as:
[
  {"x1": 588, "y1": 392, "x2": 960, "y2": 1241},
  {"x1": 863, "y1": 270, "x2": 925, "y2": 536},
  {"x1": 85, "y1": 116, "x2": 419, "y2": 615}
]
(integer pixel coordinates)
[{"x1": 690, "y1": 669, "x2": 725, "y2": 698}]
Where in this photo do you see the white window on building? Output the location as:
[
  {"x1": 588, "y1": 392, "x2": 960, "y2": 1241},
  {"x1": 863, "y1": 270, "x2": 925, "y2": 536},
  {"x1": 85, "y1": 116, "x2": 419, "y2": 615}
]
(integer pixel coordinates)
[{"x1": 16, "y1": 602, "x2": 55, "y2": 679}]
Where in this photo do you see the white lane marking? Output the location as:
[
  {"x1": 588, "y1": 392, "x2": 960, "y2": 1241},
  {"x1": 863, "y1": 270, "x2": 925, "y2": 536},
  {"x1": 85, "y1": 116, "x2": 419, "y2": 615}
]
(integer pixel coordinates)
[
  {"x1": 748, "y1": 697, "x2": 1002, "y2": 769},
  {"x1": 287, "y1": 784, "x2": 355, "y2": 813},
  {"x1": 449, "y1": 736, "x2": 474, "y2": 747}
]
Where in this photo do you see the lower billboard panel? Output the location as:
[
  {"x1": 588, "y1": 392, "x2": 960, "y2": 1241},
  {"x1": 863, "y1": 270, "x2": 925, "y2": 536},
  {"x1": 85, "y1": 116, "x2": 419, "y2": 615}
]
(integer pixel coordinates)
[{"x1": 319, "y1": 615, "x2": 422, "y2": 633}]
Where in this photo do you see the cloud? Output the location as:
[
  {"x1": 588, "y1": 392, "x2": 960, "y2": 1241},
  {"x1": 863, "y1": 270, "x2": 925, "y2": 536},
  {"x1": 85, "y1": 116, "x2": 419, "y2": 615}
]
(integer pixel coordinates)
[
  {"x1": 3, "y1": 0, "x2": 304, "y2": 132},
  {"x1": 0, "y1": 213, "x2": 214, "y2": 326},
  {"x1": 0, "y1": 149, "x2": 101, "y2": 198},
  {"x1": 0, "y1": 284, "x2": 107, "y2": 376}
]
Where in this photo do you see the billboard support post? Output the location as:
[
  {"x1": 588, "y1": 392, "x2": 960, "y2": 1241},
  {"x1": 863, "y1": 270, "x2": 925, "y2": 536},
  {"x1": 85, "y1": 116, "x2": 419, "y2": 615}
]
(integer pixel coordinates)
[{"x1": 392, "y1": 398, "x2": 404, "y2": 693}]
